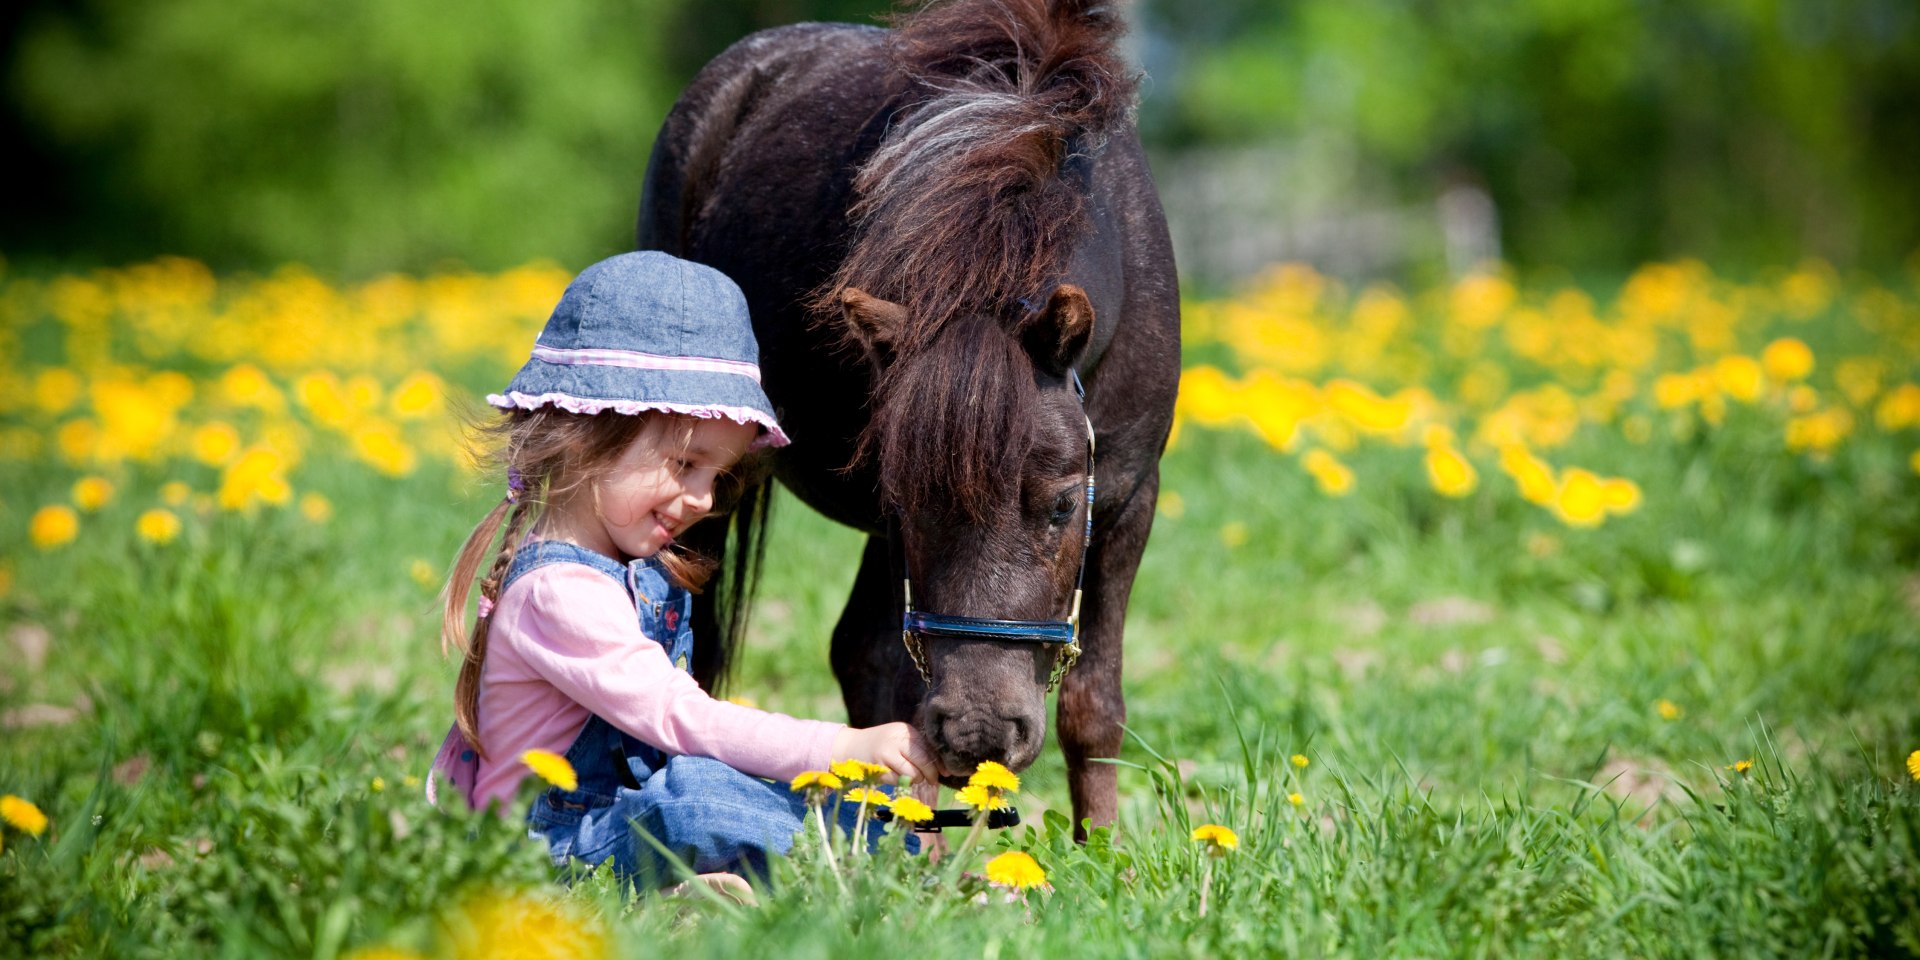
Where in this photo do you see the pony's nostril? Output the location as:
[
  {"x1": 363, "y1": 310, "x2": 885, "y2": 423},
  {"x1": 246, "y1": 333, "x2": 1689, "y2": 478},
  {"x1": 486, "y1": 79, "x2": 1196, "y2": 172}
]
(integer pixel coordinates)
[{"x1": 1007, "y1": 715, "x2": 1031, "y2": 749}]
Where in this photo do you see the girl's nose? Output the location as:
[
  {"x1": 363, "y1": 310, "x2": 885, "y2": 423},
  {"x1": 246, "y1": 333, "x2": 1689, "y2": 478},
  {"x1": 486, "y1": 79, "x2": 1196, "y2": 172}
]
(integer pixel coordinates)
[{"x1": 684, "y1": 480, "x2": 715, "y2": 516}]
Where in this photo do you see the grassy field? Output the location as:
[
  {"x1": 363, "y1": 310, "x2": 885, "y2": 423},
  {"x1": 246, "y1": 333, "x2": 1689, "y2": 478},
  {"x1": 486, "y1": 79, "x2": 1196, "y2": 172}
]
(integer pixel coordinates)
[{"x1": 2, "y1": 257, "x2": 1919, "y2": 957}]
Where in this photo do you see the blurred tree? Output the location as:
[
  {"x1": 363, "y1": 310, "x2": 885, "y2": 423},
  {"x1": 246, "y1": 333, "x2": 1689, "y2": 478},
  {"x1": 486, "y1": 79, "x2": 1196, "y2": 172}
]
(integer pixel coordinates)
[
  {"x1": 1144, "y1": 0, "x2": 1920, "y2": 269},
  {"x1": 7, "y1": 0, "x2": 685, "y2": 274}
]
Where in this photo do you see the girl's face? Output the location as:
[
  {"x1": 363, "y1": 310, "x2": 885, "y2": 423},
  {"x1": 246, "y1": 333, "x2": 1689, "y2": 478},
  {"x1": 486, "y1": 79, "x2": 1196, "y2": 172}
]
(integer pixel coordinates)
[{"x1": 555, "y1": 417, "x2": 757, "y2": 560}]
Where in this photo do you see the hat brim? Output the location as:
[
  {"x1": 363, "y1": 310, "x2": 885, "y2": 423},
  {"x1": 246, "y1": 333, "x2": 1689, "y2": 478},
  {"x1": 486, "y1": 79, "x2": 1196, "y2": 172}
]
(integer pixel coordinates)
[{"x1": 489, "y1": 358, "x2": 789, "y2": 449}]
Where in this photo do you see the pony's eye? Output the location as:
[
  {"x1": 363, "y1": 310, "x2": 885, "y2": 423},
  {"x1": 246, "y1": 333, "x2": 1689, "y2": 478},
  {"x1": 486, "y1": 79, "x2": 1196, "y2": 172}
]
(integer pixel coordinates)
[{"x1": 1049, "y1": 489, "x2": 1078, "y2": 526}]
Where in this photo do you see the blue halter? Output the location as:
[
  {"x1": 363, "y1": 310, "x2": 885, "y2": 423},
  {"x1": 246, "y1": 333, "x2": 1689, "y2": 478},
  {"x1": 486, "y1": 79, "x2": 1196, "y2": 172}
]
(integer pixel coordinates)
[{"x1": 900, "y1": 370, "x2": 1094, "y2": 692}]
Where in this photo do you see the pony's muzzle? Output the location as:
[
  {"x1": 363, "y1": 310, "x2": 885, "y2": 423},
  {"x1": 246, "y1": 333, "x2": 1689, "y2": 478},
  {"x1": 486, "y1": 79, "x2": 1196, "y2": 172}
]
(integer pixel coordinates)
[{"x1": 924, "y1": 695, "x2": 1044, "y2": 782}]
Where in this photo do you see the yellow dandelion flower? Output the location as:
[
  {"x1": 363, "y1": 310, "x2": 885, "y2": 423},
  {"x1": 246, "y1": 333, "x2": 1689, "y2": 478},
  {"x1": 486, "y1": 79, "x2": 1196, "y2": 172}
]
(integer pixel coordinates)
[
  {"x1": 1552, "y1": 468, "x2": 1609, "y2": 528},
  {"x1": 1287, "y1": 792, "x2": 1305, "y2": 807},
  {"x1": 403, "y1": 775, "x2": 421, "y2": 789},
  {"x1": 1291, "y1": 754, "x2": 1309, "y2": 769},
  {"x1": 32, "y1": 369, "x2": 83, "y2": 414},
  {"x1": 71, "y1": 475, "x2": 114, "y2": 512},
  {"x1": 1761, "y1": 337, "x2": 1814, "y2": 382},
  {"x1": 390, "y1": 371, "x2": 446, "y2": 420},
  {"x1": 888, "y1": 795, "x2": 934, "y2": 823},
  {"x1": 1424, "y1": 444, "x2": 1477, "y2": 497},
  {"x1": 968, "y1": 760, "x2": 1021, "y2": 793},
  {"x1": 300, "y1": 492, "x2": 333, "y2": 524},
  {"x1": 1302, "y1": 449, "x2": 1355, "y2": 496},
  {"x1": 1712, "y1": 355, "x2": 1764, "y2": 403},
  {"x1": 1655, "y1": 699, "x2": 1682, "y2": 721},
  {"x1": 409, "y1": 559, "x2": 437, "y2": 587},
  {"x1": 844, "y1": 787, "x2": 892, "y2": 807},
  {"x1": 520, "y1": 749, "x2": 578, "y2": 791},
  {"x1": 983, "y1": 850, "x2": 1047, "y2": 890},
  {"x1": 370, "y1": 777, "x2": 387, "y2": 793},
  {"x1": 1728, "y1": 759, "x2": 1753, "y2": 775},
  {"x1": 190, "y1": 422, "x2": 242, "y2": 466},
  {"x1": 1601, "y1": 477, "x2": 1642, "y2": 516},
  {"x1": 955, "y1": 783, "x2": 1009, "y2": 812},
  {"x1": 830, "y1": 759, "x2": 890, "y2": 784},
  {"x1": 160, "y1": 481, "x2": 191, "y2": 506},
  {"x1": 447, "y1": 890, "x2": 606, "y2": 960},
  {"x1": 1190, "y1": 823, "x2": 1239, "y2": 854},
  {"x1": 30, "y1": 505, "x2": 79, "y2": 549},
  {"x1": 135, "y1": 508, "x2": 181, "y2": 545},
  {"x1": 56, "y1": 419, "x2": 99, "y2": 464},
  {"x1": 0, "y1": 795, "x2": 48, "y2": 836},
  {"x1": 1907, "y1": 750, "x2": 1920, "y2": 782},
  {"x1": 790, "y1": 770, "x2": 844, "y2": 792}
]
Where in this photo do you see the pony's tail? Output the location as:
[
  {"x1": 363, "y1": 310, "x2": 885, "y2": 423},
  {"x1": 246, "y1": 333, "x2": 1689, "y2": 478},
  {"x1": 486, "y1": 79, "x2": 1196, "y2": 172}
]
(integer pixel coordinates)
[{"x1": 440, "y1": 495, "x2": 536, "y2": 758}]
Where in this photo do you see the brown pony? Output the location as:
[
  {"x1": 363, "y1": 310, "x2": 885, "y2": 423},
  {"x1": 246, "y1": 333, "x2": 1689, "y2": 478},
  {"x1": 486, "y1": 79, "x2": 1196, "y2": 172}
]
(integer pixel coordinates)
[{"x1": 637, "y1": 0, "x2": 1179, "y2": 834}]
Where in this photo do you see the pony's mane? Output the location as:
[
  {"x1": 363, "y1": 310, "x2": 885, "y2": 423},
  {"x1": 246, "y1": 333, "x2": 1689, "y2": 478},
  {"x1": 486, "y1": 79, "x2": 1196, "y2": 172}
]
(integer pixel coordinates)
[{"x1": 824, "y1": 0, "x2": 1135, "y2": 520}]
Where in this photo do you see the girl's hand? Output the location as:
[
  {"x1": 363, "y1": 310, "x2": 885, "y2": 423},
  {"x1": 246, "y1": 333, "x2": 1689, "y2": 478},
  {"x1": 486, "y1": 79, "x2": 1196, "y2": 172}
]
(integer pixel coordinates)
[{"x1": 831, "y1": 722, "x2": 939, "y2": 785}]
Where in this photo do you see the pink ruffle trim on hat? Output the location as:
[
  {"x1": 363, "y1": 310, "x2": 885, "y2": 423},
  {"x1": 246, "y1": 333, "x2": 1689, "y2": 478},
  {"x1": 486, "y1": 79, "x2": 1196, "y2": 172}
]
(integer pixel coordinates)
[{"x1": 485, "y1": 391, "x2": 791, "y2": 449}]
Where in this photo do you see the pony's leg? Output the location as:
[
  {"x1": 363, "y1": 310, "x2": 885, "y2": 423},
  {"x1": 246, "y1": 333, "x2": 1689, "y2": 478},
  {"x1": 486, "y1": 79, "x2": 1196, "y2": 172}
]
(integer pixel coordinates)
[
  {"x1": 831, "y1": 534, "x2": 921, "y2": 728},
  {"x1": 1057, "y1": 466, "x2": 1158, "y2": 839}
]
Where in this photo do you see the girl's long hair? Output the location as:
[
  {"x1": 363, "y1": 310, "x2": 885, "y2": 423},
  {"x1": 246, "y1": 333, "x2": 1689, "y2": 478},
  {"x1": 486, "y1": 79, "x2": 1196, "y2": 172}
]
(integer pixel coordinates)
[{"x1": 439, "y1": 407, "x2": 740, "y2": 758}]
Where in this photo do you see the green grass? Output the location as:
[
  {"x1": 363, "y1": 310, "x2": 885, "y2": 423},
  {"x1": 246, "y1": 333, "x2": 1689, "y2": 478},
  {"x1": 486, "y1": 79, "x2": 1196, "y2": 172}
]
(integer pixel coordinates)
[{"x1": 3, "y1": 418, "x2": 1918, "y2": 957}]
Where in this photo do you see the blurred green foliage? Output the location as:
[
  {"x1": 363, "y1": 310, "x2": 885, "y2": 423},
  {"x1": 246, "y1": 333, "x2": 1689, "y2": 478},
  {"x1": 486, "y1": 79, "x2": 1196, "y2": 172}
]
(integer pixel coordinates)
[
  {"x1": 2, "y1": 0, "x2": 1916, "y2": 274},
  {"x1": 1150, "y1": 0, "x2": 1920, "y2": 269}
]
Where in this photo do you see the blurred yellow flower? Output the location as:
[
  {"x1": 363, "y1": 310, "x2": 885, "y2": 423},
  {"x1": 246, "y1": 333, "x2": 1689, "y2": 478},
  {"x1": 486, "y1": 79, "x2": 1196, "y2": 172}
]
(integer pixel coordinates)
[
  {"x1": 56, "y1": 419, "x2": 99, "y2": 464},
  {"x1": 190, "y1": 422, "x2": 242, "y2": 466},
  {"x1": 446, "y1": 890, "x2": 607, "y2": 960},
  {"x1": 390, "y1": 371, "x2": 446, "y2": 420},
  {"x1": 1176, "y1": 365, "x2": 1240, "y2": 428},
  {"x1": 1652, "y1": 373, "x2": 1697, "y2": 410},
  {"x1": 520, "y1": 750, "x2": 578, "y2": 791},
  {"x1": 1288, "y1": 792, "x2": 1305, "y2": 807},
  {"x1": 1290, "y1": 754, "x2": 1309, "y2": 769},
  {"x1": 1498, "y1": 445, "x2": 1556, "y2": 505},
  {"x1": 295, "y1": 372, "x2": 352, "y2": 429},
  {"x1": 1711, "y1": 355, "x2": 1763, "y2": 403},
  {"x1": 1655, "y1": 699, "x2": 1682, "y2": 721},
  {"x1": 1601, "y1": 477, "x2": 1642, "y2": 516},
  {"x1": 160, "y1": 481, "x2": 191, "y2": 506},
  {"x1": 410, "y1": 559, "x2": 437, "y2": 587},
  {"x1": 1760, "y1": 337, "x2": 1813, "y2": 381},
  {"x1": 889, "y1": 795, "x2": 934, "y2": 823},
  {"x1": 219, "y1": 364, "x2": 285, "y2": 412},
  {"x1": 1218, "y1": 521, "x2": 1249, "y2": 548},
  {"x1": 351, "y1": 421, "x2": 417, "y2": 477},
  {"x1": 1424, "y1": 444, "x2": 1477, "y2": 498},
  {"x1": 1876, "y1": 383, "x2": 1920, "y2": 431},
  {"x1": 1, "y1": 795, "x2": 48, "y2": 836},
  {"x1": 1907, "y1": 750, "x2": 1920, "y2": 782},
  {"x1": 1729, "y1": 759, "x2": 1753, "y2": 775},
  {"x1": 71, "y1": 475, "x2": 114, "y2": 512},
  {"x1": 1785, "y1": 409, "x2": 1852, "y2": 455},
  {"x1": 983, "y1": 850, "x2": 1047, "y2": 889},
  {"x1": 300, "y1": 492, "x2": 333, "y2": 523},
  {"x1": 30, "y1": 505, "x2": 79, "y2": 549},
  {"x1": 1191, "y1": 824, "x2": 1239, "y2": 853},
  {"x1": 1302, "y1": 449, "x2": 1354, "y2": 496},
  {"x1": 217, "y1": 447, "x2": 292, "y2": 510},
  {"x1": 1552, "y1": 468, "x2": 1609, "y2": 528},
  {"x1": 136, "y1": 508, "x2": 181, "y2": 545},
  {"x1": 33, "y1": 368, "x2": 83, "y2": 414}
]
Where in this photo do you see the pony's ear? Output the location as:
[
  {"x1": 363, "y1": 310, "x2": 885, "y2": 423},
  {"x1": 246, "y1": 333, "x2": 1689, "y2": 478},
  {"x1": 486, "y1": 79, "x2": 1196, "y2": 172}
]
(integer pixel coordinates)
[
  {"x1": 840, "y1": 287, "x2": 908, "y2": 368},
  {"x1": 1023, "y1": 283, "x2": 1095, "y2": 376}
]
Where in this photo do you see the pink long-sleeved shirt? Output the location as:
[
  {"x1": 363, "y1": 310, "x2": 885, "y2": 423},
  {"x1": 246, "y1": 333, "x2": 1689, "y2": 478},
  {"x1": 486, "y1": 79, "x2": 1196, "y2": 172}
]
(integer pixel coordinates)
[{"x1": 459, "y1": 562, "x2": 842, "y2": 808}]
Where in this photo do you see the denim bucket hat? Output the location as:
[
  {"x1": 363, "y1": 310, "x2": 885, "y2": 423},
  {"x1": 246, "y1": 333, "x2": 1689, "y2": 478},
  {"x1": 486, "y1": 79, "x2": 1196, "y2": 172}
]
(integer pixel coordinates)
[{"x1": 487, "y1": 251, "x2": 789, "y2": 448}]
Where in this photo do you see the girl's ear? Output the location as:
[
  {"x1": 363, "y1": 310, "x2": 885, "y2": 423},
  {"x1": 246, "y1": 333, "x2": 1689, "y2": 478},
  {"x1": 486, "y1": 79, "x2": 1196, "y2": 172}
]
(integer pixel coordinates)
[{"x1": 840, "y1": 287, "x2": 908, "y2": 370}]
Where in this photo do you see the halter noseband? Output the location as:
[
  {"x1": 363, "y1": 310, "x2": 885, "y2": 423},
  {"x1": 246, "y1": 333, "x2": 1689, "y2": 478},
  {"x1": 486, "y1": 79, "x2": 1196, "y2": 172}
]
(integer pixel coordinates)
[{"x1": 900, "y1": 370, "x2": 1095, "y2": 693}]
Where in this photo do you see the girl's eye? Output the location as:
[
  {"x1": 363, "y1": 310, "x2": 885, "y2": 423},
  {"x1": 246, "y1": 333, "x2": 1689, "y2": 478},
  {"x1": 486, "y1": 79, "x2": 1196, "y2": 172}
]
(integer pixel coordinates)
[{"x1": 1049, "y1": 489, "x2": 1078, "y2": 526}]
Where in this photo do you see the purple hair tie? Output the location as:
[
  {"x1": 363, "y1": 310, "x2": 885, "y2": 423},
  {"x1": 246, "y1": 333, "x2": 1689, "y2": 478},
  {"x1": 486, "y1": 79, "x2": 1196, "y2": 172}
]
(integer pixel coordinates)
[{"x1": 506, "y1": 468, "x2": 525, "y2": 503}]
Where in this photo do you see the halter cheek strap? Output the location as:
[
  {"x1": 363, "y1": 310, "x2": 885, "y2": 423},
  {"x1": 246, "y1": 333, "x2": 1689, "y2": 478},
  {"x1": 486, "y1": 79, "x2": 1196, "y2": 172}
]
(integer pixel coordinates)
[{"x1": 900, "y1": 370, "x2": 1094, "y2": 693}]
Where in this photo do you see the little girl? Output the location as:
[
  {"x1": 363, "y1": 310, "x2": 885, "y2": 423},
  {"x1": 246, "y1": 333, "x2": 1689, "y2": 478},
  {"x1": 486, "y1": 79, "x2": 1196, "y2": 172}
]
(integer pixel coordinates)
[{"x1": 427, "y1": 251, "x2": 935, "y2": 890}]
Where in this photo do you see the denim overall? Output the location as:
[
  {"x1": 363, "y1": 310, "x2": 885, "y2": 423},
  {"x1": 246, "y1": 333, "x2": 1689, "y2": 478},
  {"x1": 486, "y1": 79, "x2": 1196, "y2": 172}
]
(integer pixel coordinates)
[{"x1": 475, "y1": 540, "x2": 895, "y2": 889}]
